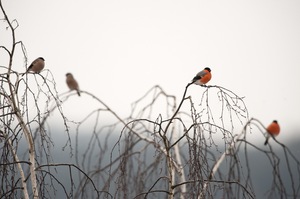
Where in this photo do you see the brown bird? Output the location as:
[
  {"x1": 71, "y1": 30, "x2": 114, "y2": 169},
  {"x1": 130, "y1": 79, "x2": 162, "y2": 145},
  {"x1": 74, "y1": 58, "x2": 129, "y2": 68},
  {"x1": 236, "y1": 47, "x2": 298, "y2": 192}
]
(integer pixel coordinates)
[
  {"x1": 264, "y1": 120, "x2": 280, "y2": 145},
  {"x1": 66, "y1": 73, "x2": 80, "y2": 96},
  {"x1": 192, "y1": 67, "x2": 212, "y2": 85},
  {"x1": 22, "y1": 57, "x2": 45, "y2": 76}
]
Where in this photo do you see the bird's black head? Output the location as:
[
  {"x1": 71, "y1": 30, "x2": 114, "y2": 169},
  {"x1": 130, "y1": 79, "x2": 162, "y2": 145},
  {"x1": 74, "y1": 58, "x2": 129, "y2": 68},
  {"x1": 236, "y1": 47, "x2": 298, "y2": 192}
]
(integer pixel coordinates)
[
  {"x1": 204, "y1": 67, "x2": 211, "y2": 72},
  {"x1": 273, "y1": 120, "x2": 278, "y2": 123},
  {"x1": 66, "y1": 73, "x2": 71, "y2": 76},
  {"x1": 39, "y1": 57, "x2": 45, "y2": 61}
]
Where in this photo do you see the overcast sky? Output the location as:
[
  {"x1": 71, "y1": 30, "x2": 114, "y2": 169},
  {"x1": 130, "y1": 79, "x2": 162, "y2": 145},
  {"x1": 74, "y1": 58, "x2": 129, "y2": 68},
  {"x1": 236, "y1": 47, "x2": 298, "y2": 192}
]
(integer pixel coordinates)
[{"x1": 2, "y1": 0, "x2": 300, "y2": 143}]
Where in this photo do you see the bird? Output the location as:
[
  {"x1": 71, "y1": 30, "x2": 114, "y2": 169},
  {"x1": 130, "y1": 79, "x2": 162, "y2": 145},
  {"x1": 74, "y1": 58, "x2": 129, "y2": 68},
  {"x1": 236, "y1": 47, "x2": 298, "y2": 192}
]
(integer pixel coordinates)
[
  {"x1": 191, "y1": 67, "x2": 212, "y2": 85},
  {"x1": 66, "y1": 73, "x2": 80, "y2": 96},
  {"x1": 22, "y1": 57, "x2": 45, "y2": 76},
  {"x1": 264, "y1": 120, "x2": 280, "y2": 145}
]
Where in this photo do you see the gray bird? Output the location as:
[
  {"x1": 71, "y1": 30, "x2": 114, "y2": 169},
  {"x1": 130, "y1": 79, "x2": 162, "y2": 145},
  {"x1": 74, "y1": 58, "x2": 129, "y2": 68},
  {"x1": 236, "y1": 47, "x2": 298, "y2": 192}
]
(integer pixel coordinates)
[
  {"x1": 22, "y1": 57, "x2": 45, "y2": 76},
  {"x1": 66, "y1": 73, "x2": 80, "y2": 96}
]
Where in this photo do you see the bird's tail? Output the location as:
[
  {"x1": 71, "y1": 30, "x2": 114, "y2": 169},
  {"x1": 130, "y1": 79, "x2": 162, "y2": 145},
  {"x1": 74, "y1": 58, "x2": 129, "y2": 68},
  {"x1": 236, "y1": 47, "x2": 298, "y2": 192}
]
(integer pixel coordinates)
[
  {"x1": 22, "y1": 72, "x2": 26, "y2": 77},
  {"x1": 264, "y1": 138, "x2": 268, "y2": 145},
  {"x1": 22, "y1": 67, "x2": 30, "y2": 76},
  {"x1": 191, "y1": 76, "x2": 200, "y2": 84},
  {"x1": 264, "y1": 134, "x2": 270, "y2": 145}
]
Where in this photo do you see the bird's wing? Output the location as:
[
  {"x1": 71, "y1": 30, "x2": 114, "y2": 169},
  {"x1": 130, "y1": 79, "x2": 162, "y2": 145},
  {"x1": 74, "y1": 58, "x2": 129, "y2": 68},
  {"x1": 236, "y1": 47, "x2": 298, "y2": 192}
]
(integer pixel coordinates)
[
  {"x1": 31, "y1": 58, "x2": 39, "y2": 65},
  {"x1": 196, "y1": 70, "x2": 207, "y2": 78},
  {"x1": 192, "y1": 70, "x2": 207, "y2": 82},
  {"x1": 27, "y1": 58, "x2": 40, "y2": 70}
]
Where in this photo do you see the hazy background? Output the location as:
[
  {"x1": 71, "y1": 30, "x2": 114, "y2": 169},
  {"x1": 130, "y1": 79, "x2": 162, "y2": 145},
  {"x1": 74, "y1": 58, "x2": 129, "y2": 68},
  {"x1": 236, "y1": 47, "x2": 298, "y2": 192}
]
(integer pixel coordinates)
[
  {"x1": 1, "y1": 0, "x2": 300, "y2": 197},
  {"x1": 3, "y1": 0, "x2": 299, "y2": 143}
]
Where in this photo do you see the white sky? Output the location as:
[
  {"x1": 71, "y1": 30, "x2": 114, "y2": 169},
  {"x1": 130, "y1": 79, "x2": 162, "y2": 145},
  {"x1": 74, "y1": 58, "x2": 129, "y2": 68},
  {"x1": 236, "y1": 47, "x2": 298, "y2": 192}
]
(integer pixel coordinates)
[{"x1": 2, "y1": 0, "x2": 300, "y2": 142}]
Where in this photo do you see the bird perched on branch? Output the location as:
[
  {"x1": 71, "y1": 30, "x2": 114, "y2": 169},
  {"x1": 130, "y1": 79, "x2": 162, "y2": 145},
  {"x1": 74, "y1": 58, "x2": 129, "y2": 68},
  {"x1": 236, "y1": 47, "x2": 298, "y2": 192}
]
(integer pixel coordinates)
[
  {"x1": 192, "y1": 67, "x2": 212, "y2": 85},
  {"x1": 264, "y1": 120, "x2": 280, "y2": 145},
  {"x1": 66, "y1": 73, "x2": 80, "y2": 96},
  {"x1": 22, "y1": 57, "x2": 45, "y2": 76}
]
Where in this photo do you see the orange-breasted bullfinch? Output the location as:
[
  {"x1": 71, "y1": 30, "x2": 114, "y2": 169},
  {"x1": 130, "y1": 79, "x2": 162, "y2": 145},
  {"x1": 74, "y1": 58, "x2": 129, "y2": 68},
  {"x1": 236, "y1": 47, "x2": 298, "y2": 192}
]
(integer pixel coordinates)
[
  {"x1": 192, "y1": 67, "x2": 212, "y2": 85},
  {"x1": 66, "y1": 73, "x2": 80, "y2": 96},
  {"x1": 264, "y1": 120, "x2": 280, "y2": 145},
  {"x1": 22, "y1": 57, "x2": 45, "y2": 76}
]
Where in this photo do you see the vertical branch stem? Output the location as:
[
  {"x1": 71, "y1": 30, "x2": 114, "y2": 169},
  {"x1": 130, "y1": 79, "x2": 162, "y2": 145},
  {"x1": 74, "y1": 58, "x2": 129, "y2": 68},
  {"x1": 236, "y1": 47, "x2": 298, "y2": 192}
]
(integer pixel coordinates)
[
  {"x1": 0, "y1": 1, "x2": 39, "y2": 198},
  {"x1": 163, "y1": 82, "x2": 193, "y2": 198},
  {"x1": 5, "y1": 133, "x2": 30, "y2": 199},
  {"x1": 164, "y1": 83, "x2": 192, "y2": 134}
]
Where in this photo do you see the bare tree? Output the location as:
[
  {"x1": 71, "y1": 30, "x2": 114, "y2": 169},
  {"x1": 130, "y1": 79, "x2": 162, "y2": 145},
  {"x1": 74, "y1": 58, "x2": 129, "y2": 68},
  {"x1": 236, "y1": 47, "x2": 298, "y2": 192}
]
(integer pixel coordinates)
[{"x1": 1, "y1": 1, "x2": 299, "y2": 199}]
